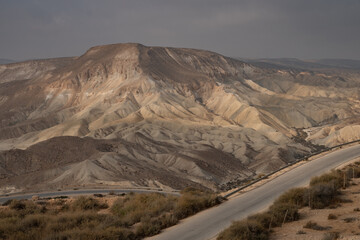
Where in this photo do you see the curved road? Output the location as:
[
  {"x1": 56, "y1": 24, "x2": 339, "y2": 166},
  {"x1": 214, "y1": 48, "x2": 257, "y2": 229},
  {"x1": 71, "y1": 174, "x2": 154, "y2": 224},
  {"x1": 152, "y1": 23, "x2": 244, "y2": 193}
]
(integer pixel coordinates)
[{"x1": 147, "y1": 144, "x2": 360, "y2": 240}]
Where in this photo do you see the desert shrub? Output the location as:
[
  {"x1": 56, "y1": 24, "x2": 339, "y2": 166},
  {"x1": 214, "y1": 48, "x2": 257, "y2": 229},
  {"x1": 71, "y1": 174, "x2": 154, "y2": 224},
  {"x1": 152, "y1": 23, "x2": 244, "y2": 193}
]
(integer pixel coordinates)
[
  {"x1": 47, "y1": 211, "x2": 122, "y2": 236},
  {"x1": 104, "y1": 227, "x2": 137, "y2": 240},
  {"x1": 217, "y1": 219, "x2": 269, "y2": 240},
  {"x1": 46, "y1": 212, "x2": 99, "y2": 232},
  {"x1": 0, "y1": 209, "x2": 15, "y2": 219},
  {"x1": 354, "y1": 167, "x2": 360, "y2": 178},
  {"x1": 2, "y1": 200, "x2": 13, "y2": 206},
  {"x1": 174, "y1": 188, "x2": 223, "y2": 219},
  {"x1": 8, "y1": 199, "x2": 44, "y2": 216},
  {"x1": 8, "y1": 200, "x2": 26, "y2": 210},
  {"x1": 304, "y1": 182, "x2": 339, "y2": 209},
  {"x1": 20, "y1": 214, "x2": 48, "y2": 229},
  {"x1": 46, "y1": 227, "x2": 136, "y2": 240},
  {"x1": 111, "y1": 193, "x2": 178, "y2": 226},
  {"x1": 46, "y1": 213, "x2": 80, "y2": 232},
  {"x1": 296, "y1": 230, "x2": 306, "y2": 234},
  {"x1": 72, "y1": 196, "x2": 108, "y2": 211},
  {"x1": 268, "y1": 202, "x2": 300, "y2": 226},
  {"x1": 0, "y1": 217, "x2": 19, "y2": 236},
  {"x1": 303, "y1": 220, "x2": 318, "y2": 229},
  {"x1": 328, "y1": 213, "x2": 337, "y2": 220},
  {"x1": 151, "y1": 213, "x2": 178, "y2": 229},
  {"x1": 53, "y1": 196, "x2": 68, "y2": 199},
  {"x1": 217, "y1": 197, "x2": 299, "y2": 239},
  {"x1": 344, "y1": 166, "x2": 360, "y2": 178},
  {"x1": 0, "y1": 190, "x2": 222, "y2": 239},
  {"x1": 93, "y1": 193, "x2": 104, "y2": 198},
  {"x1": 59, "y1": 202, "x2": 70, "y2": 212},
  {"x1": 303, "y1": 221, "x2": 330, "y2": 231},
  {"x1": 322, "y1": 232, "x2": 340, "y2": 240},
  {"x1": 52, "y1": 199, "x2": 66, "y2": 206},
  {"x1": 310, "y1": 170, "x2": 347, "y2": 190},
  {"x1": 7, "y1": 229, "x2": 42, "y2": 240},
  {"x1": 247, "y1": 213, "x2": 272, "y2": 229},
  {"x1": 135, "y1": 217, "x2": 163, "y2": 237},
  {"x1": 343, "y1": 217, "x2": 356, "y2": 223},
  {"x1": 135, "y1": 212, "x2": 179, "y2": 237},
  {"x1": 218, "y1": 167, "x2": 357, "y2": 240},
  {"x1": 273, "y1": 187, "x2": 306, "y2": 207},
  {"x1": 0, "y1": 213, "x2": 50, "y2": 239}
]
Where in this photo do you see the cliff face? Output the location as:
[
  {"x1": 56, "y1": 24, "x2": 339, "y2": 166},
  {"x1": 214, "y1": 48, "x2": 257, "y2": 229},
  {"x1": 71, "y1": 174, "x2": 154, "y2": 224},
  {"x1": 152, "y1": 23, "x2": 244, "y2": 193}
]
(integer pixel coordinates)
[{"x1": 0, "y1": 43, "x2": 360, "y2": 194}]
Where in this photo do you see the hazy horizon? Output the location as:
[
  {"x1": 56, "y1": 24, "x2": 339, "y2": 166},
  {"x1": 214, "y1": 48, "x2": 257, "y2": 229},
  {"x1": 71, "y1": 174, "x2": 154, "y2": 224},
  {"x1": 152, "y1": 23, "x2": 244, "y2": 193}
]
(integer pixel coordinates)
[{"x1": 1, "y1": 0, "x2": 359, "y2": 61}]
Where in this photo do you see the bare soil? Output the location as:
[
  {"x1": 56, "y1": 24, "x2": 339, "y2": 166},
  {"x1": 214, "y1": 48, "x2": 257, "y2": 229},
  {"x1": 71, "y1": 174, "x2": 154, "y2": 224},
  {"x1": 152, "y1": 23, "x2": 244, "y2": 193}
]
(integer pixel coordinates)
[{"x1": 271, "y1": 178, "x2": 360, "y2": 240}]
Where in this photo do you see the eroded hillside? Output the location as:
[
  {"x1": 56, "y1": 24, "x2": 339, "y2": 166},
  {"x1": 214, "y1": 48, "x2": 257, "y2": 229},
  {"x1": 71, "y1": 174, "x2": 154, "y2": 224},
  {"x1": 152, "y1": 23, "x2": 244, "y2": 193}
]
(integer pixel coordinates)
[{"x1": 0, "y1": 43, "x2": 359, "y2": 194}]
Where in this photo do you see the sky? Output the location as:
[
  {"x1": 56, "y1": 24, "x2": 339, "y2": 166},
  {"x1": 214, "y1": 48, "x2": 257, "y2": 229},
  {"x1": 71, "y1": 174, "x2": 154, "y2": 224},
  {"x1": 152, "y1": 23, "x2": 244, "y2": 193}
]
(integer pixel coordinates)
[{"x1": 0, "y1": 0, "x2": 359, "y2": 61}]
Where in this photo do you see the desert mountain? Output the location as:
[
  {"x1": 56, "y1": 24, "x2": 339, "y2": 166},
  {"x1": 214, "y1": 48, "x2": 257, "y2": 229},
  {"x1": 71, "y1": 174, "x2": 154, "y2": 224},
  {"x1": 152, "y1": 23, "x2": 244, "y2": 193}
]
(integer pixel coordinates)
[{"x1": 1, "y1": 43, "x2": 360, "y2": 194}]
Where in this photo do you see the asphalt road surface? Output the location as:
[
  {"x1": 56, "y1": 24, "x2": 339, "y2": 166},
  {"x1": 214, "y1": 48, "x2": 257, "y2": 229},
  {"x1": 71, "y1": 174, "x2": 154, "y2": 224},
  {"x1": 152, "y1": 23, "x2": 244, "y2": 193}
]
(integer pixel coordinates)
[{"x1": 147, "y1": 144, "x2": 360, "y2": 240}]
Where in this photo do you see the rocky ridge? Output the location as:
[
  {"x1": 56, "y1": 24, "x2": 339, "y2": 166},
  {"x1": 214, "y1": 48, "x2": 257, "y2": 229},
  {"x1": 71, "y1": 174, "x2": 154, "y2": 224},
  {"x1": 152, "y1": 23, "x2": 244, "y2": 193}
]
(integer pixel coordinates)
[{"x1": 0, "y1": 43, "x2": 359, "y2": 194}]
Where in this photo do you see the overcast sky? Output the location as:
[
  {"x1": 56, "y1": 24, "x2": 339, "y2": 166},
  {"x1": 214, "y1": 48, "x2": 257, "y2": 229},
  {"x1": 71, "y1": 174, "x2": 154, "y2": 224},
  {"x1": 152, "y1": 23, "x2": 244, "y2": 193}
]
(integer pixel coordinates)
[{"x1": 1, "y1": 0, "x2": 359, "y2": 60}]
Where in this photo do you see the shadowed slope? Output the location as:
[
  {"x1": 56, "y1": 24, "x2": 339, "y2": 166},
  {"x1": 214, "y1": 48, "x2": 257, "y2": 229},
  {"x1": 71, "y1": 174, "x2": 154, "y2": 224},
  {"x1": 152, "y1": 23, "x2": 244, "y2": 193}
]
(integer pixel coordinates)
[{"x1": 1, "y1": 43, "x2": 360, "y2": 194}]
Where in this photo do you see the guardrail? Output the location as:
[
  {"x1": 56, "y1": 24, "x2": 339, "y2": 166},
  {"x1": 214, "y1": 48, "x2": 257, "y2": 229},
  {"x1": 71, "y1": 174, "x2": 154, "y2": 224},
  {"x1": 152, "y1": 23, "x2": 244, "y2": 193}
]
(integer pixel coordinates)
[{"x1": 224, "y1": 139, "x2": 360, "y2": 198}]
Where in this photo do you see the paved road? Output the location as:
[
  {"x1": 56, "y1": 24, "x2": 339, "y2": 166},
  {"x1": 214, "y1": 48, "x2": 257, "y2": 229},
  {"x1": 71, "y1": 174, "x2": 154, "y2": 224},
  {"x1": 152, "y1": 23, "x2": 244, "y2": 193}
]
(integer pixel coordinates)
[
  {"x1": 0, "y1": 189, "x2": 179, "y2": 204},
  {"x1": 147, "y1": 144, "x2": 360, "y2": 240}
]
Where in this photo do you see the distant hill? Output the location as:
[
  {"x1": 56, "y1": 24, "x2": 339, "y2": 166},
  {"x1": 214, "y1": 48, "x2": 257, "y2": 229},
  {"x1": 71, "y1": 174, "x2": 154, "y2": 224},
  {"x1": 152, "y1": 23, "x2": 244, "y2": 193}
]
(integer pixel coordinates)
[
  {"x1": 314, "y1": 59, "x2": 360, "y2": 70},
  {"x1": 239, "y1": 58, "x2": 360, "y2": 71},
  {"x1": 0, "y1": 59, "x2": 15, "y2": 64}
]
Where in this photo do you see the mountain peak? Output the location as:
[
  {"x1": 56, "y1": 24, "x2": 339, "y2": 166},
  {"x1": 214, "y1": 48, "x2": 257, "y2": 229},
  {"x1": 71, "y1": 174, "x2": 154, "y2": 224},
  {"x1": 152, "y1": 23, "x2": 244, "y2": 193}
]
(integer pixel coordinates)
[{"x1": 1, "y1": 43, "x2": 360, "y2": 194}]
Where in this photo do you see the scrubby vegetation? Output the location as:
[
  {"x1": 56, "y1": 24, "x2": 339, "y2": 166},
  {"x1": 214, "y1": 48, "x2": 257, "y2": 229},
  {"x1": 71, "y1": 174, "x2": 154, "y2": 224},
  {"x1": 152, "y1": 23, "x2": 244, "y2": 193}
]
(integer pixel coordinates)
[
  {"x1": 274, "y1": 169, "x2": 349, "y2": 210},
  {"x1": 174, "y1": 187, "x2": 224, "y2": 219},
  {"x1": 217, "y1": 219, "x2": 269, "y2": 240},
  {"x1": 0, "y1": 188, "x2": 224, "y2": 239},
  {"x1": 217, "y1": 164, "x2": 360, "y2": 240},
  {"x1": 3, "y1": 163, "x2": 359, "y2": 240},
  {"x1": 303, "y1": 220, "x2": 330, "y2": 231},
  {"x1": 310, "y1": 170, "x2": 348, "y2": 189},
  {"x1": 273, "y1": 187, "x2": 306, "y2": 207},
  {"x1": 322, "y1": 232, "x2": 340, "y2": 240},
  {"x1": 72, "y1": 195, "x2": 109, "y2": 211},
  {"x1": 217, "y1": 200, "x2": 300, "y2": 240}
]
